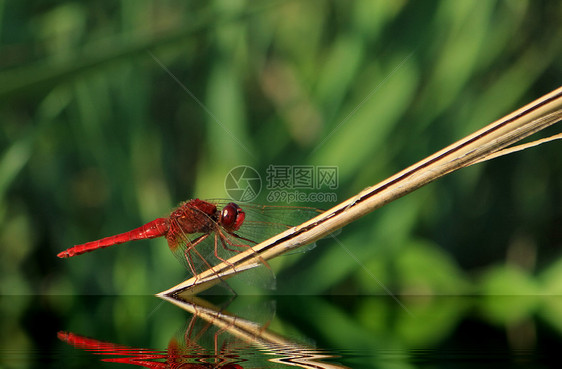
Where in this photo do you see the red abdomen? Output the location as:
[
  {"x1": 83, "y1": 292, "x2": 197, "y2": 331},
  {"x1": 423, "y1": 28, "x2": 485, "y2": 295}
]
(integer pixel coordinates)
[{"x1": 57, "y1": 218, "x2": 170, "y2": 258}]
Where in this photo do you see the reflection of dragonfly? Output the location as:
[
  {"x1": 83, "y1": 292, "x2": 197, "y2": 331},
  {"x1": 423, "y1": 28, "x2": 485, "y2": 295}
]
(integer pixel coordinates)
[
  {"x1": 58, "y1": 331, "x2": 243, "y2": 368},
  {"x1": 59, "y1": 296, "x2": 349, "y2": 369},
  {"x1": 58, "y1": 199, "x2": 321, "y2": 281}
]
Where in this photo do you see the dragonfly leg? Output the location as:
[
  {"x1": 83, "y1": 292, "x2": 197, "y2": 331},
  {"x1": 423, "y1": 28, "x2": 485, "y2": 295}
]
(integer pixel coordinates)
[
  {"x1": 217, "y1": 237, "x2": 239, "y2": 253},
  {"x1": 184, "y1": 249, "x2": 198, "y2": 280},
  {"x1": 216, "y1": 229, "x2": 272, "y2": 272},
  {"x1": 183, "y1": 234, "x2": 210, "y2": 279},
  {"x1": 185, "y1": 233, "x2": 237, "y2": 294},
  {"x1": 213, "y1": 233, "x2": 237, "y2": 273}
]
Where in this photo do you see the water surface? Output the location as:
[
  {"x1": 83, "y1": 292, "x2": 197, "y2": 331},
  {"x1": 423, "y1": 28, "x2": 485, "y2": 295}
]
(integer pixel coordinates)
[{"x1": 1, "y1": 294, "x2": 560, "y2": 368}]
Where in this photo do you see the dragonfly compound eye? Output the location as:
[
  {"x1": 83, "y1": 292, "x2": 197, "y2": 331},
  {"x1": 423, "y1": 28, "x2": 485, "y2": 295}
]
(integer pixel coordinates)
[{"x1": 221, "y1": 203, "x2": 245, "y2": 232}]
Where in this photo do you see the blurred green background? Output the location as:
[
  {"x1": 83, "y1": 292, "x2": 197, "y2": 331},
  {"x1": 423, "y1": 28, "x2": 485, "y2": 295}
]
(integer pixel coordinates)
[{"x1": 1, "y1": 0, "x2": 561, "y2": 297}]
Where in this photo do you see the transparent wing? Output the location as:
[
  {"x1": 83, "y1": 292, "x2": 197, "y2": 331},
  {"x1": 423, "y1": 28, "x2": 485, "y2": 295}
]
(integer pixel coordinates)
[{"x1": 225, "y1": 201, "x2": 323, "y2": 247}]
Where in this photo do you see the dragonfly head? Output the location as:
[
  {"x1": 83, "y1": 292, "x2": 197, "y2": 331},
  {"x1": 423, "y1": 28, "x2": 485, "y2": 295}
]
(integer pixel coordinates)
[{"x1": 220, "y1": 202, "x2": 245, "y2": 232}]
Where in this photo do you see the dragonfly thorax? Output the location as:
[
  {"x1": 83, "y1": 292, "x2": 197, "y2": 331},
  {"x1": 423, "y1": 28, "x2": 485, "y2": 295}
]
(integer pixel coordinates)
[{"x1": 169, "y1": 199, "x2": 220, "y2": 236}]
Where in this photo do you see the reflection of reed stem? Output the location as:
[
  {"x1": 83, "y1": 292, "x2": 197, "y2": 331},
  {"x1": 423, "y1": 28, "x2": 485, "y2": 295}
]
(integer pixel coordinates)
[
  {"x1": 161, "y1": 86, "x2": 562, "y2": 296},
  {"x1": 161, "y1": 294, "x2": 350, "y2": 369}
]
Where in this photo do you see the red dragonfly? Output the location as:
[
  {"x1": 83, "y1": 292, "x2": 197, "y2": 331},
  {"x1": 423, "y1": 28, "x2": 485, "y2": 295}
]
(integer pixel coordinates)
[{"x1": 58, "y1": 199, "x2": 320, "y2": 279}]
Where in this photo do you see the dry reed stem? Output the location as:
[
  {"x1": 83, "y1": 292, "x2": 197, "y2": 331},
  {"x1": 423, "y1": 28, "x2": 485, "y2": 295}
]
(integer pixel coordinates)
[{"x1": 159, "y1": 86, "x2": 562, "y2": 296}]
